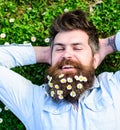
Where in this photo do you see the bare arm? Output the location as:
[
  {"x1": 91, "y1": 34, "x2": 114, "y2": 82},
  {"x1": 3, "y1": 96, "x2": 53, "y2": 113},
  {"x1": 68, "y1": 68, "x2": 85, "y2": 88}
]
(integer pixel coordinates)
[
  {"x1": 33, "y1": 46, "x2": 51, "y2": 64},
  {"x1": 96, "y1": 35, "x2": 117, "y2": 67},
  {"x1": 99, "y1": 35, "x2": 116, "y2": 58}
]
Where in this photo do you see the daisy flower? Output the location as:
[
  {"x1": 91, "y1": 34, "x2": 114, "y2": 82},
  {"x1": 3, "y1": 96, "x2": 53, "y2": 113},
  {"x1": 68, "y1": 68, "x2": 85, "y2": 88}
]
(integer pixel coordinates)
[
  {"x1": 48, "y1": 82, "x2": 53, "y2": 88},
  {"x1": 70, "y1": 91, "x2": 76, "y2": 97},
  {"x1": 0, "y1": 118, "x2": 3, "y2": 123},
  {"x1": 54, "y1": 84, "x2": 59, "y2": 89},
  {"x1": 4, "y1": 106, "x2": 9, "y2": 111},
  {"x1": 0, "y1": 33, "x2": 6, "y2": 38},
  {"x1": 66, "y1": 85, "x2": 72, "y2": 90},
  {"x1": 74, "y1": 75, "x2": 79, "y2": 80},
  {"x1": 79, "y1": 75, "x2": 84, "y2": 82},
  {"x1": 47, "y1": 75, "x2": 52, "y2": 81},
  {"x1": 59, "y1": 74, "x2": 64, "y2": 78},
  {"x1": 31, "y1": 36, "x2": 36, "y2": 42},
  {"x1": 4, "y1": 42, "x2": 10, "y2": 45},
  {"x1": 44, "y1": 38, "x2": 50, "y2": 43},
  {"x1": 83, "y1": 77, "x2": 87, "y2": 82},
  {"x1": 77, "y1": 83, "x2": 83, "y2": 89},
  {"x1": 0, "y1": 108, "x2": 2, "y2": 113},
  {"x1": 58, "y1": 95, "x2": 64, "y2": 100},
  {"x1": 51, "y1": 91, "x2": 55, "y2": 97},
  {"x1": 64, "y1": 8, "x2": 69, "y2": 12},
  {"x1": 57, "y1": 90, "x2": 63, "y2": 95},
  {"x1": 67, "y1": 77, "x2": 73, "y2": 83},
  {"x1": 60, "y1": 78, "x2": 66, "y2": 83},
  {"x1": 9, "y1": 18, "x2": 15, "y2": 23}
]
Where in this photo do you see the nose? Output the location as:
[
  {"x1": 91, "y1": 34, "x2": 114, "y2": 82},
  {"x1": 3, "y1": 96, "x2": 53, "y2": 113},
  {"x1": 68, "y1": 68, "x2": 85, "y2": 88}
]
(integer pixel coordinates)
[{"x1": 62, "y1": 48, "x2": 73, "y2": 60}]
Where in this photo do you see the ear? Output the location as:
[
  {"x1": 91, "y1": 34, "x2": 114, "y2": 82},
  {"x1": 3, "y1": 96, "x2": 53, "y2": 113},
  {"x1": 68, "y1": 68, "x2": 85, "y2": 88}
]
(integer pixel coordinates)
[{"x1": 93, "y1": 53, "x2": 100, "y2": 69}]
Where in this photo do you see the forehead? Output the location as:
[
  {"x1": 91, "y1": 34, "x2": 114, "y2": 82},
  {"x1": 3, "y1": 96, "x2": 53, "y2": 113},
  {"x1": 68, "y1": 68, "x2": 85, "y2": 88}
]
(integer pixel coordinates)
[{"x1": 54, "y1": 30, "x2": 89, "y2": 45}]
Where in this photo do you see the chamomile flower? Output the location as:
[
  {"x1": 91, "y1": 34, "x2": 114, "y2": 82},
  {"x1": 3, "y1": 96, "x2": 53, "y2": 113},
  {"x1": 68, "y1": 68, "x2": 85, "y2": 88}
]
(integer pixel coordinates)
[
  {"x1": 48, "y1": 82, "x2": 53, "y2": 88},
  {"x1": 47, "y1": 75, "x2": 52, "y2": 81},
  {"x1": 79, "y1": 75, "x2": 84, "y2": 82},
  {"x1": 4, "y1": 106, "x2": 9, "y2": 111},
  {"x1": 51, "y1": 91, "x2": 55, "y2": 97},
  {"x1": 57, "y1": 90, "x2": 63, "y2": 95},
  {"x1": 67, "y1": 77, "x2": 73, "y2": 83},
  {"x1": 74, "y1": 75, "x2": 79, "y2": 80},
  {"x1": 70, "y1": 91, "x2": 76, "y2": 97},
  {"x1": 23, "y1": 41, "x2": 29, "y2": 45},
  {"x1": 60, "y1": 78, "x2": 66, "y2": 83},
  {"x1": 28, "y1": 7, "x2": 32, "y2": 10},
  {"x1": 31, "y1": 36, "x2": 36, "y2": 42},
  {"x1": 9, "y1": 18, "x2": 15, "y2": 23},
  {"x1": 54, "y1": 84, "x2": 59, "y2": 89},
  {"x1": 64, "y1": 8, "x2": 69, "y2": 12},
  {"x1": 0, "y1": 118, "x2": 3, "y2": 123},
  {"x1": 66, "y1": 85, "x2": 72, "y2": 90},
  {"x1": 0, "y1": 108, "x2": 2, "y2": 113},
  {"x1": 58, "y1": 95, "x2": 63, "y2": 100},
  {"x1": 42, "y1": 12, "x2": 46, "y2": 15},
  {"x1": 4, "y1": 42, "x2": 10, "y2": 45},
  {"x1": 83, "y1": 77, "x2": 87, "y2": 82},
  {"x1": 77, "y1": 83, "x2": 83, "y2": 89},
  {"x1": 0, "y1": 33, "x2": 6, "y2": 38},
  {"x1": 59, "y1": 74, "x2": 64, "y2": 78},
  {"x1": 44, "y1": 38, "x2": 50, "y2": 43}
]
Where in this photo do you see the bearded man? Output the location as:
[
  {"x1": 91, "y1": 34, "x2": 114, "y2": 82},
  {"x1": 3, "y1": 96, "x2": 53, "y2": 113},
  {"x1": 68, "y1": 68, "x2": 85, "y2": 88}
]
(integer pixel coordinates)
[{"x1": 0, "y1": 9, "x2": 120, "y2": 130}]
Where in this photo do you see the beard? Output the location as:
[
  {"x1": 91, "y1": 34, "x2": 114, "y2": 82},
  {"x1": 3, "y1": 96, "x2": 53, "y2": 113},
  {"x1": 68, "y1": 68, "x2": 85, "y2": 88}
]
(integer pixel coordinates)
[{"x1": 46, "y1": 58, "x2": 95, "y2": 103}]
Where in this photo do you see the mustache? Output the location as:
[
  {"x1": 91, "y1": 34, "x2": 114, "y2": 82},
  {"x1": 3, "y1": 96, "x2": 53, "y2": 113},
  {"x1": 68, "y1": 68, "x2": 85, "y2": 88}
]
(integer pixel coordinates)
[
  {"x1": 48, "y1": 58, "x2": 93, "y2": 75},
  {"x1": 53, "y1": 58, "x2": 83, "y2": 70}
]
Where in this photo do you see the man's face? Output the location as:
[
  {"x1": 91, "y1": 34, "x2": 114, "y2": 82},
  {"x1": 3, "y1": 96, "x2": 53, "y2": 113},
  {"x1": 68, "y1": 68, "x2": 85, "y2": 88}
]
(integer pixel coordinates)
[
  {"x1": 51, "y1": 30, "x2": 96, "y2": 72},
  {"x1": 46, "y1": 30, "x2": 97, "y2": 103}
]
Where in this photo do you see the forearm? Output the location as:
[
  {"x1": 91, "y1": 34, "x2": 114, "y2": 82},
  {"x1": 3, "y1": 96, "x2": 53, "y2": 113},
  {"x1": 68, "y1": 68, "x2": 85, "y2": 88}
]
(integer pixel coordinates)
[
  {"x1": 99, "y1": 30, "x2": 120, "y2": 57},
  {"x1": 33, "y1": 46, "x2": 51, "y2": 64}
]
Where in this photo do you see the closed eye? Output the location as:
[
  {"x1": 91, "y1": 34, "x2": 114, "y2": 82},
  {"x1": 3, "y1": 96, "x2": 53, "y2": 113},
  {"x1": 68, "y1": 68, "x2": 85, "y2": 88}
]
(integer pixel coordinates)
[{"x1": 73, "y1": 47, "x2": 83, "y2": 50}]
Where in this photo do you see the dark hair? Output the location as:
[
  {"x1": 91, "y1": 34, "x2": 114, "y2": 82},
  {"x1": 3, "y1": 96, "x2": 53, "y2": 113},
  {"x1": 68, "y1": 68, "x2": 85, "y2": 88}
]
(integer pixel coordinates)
[{"x1": 49, "y1": 9, "x2": 99, "y2": 54}]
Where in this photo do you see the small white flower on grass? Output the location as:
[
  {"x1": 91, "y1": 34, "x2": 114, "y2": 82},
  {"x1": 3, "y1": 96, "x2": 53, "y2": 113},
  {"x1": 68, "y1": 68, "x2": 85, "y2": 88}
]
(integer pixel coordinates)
[
  {"x1": 31, "y1": 36, "x2": 36, "y2": 42},
  {"x1": 23, "y1": 41, "x2": 29, "y2": 45},
  {"x1": 4, "y1": 106, "x2": 9, "y2": 111},
  {"x1": 44, "y1": 38, "x2": 50, "y2": 43},
  {"x1": 64, "y1": 8, "x2": 69, "y2": 12},
  {"x1": 9, "y1": 18, "x2": 15, "y2": 23},
  {"x1": 4, "y1": 42, "x2": 10, "y2": 45},
  {"x1": 42, "y1": 12, "x2": 46, "y2": 15},
  {"x1": 28, "y1": 7, "x2": 32, "y2": 11},
  {"x1": 0, "y1": 118, "x2": 3, "y2": 123},
  {"x1": 0, "y1": 108, "x2": 2, "y2": 113},
  {"x1": 0, "y1": 33, "x2": 6, "y2": 38}
]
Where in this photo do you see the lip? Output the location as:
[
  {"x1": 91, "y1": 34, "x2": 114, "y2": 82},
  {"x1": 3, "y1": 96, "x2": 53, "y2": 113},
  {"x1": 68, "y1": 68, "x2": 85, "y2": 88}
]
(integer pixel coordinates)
[
  {"x1": 61, "y1": 65, "x2": 76, "y2": 72},
  {"x1": 62, "y1": 65, "x2": 74, "y2": 69}
]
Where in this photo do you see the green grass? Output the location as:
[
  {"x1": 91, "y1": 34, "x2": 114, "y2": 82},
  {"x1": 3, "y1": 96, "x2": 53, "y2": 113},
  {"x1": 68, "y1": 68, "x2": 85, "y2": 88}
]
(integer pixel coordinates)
[{"x1": 0, "y1": 0, "x2": 120, "y2": 129}]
